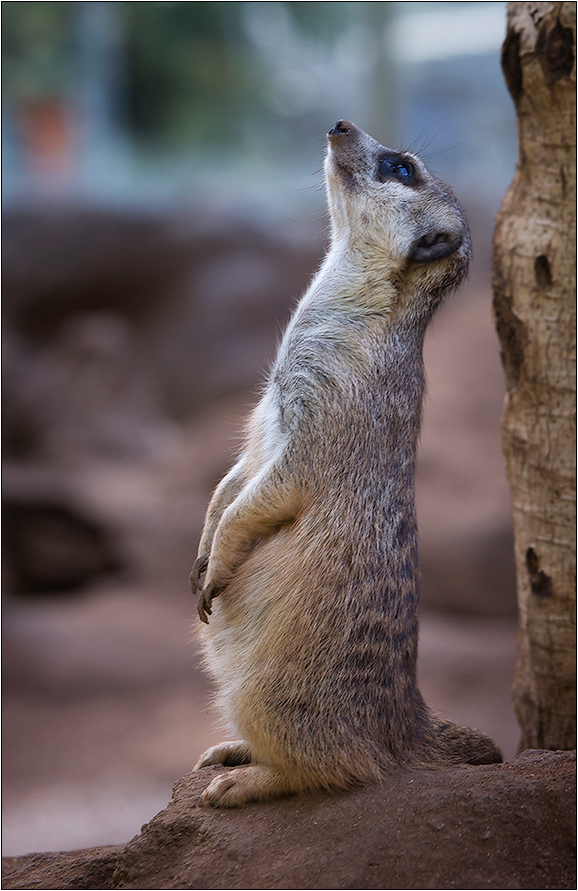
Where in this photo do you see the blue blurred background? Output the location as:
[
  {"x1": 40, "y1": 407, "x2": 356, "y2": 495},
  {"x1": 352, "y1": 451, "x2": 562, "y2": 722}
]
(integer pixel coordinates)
[
  {"x1": 3, "y1": 1, "x2": 520, "y2": 859},
  {"x1": 3, "y1": 1, "x2": 514, "y2": 208}
]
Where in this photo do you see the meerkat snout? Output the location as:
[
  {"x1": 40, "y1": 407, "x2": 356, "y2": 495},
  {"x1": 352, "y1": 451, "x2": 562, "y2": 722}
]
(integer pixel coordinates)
[
  {"x1": 328, "y1": 119, "x2": 353, "y2": 137},
  {"x1": 324, "y1": 120, "x2": 471, "y2": 317}
]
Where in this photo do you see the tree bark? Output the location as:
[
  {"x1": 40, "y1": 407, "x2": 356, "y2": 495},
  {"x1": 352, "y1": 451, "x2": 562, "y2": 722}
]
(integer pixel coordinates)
[{"x1": 492, "y1": 1, "x2": 576, "y2": 751}]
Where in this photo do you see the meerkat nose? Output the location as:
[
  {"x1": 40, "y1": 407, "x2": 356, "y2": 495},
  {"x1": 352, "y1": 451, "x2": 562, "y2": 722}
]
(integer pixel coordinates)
[{"x1": 328, "y1": 120, "x2": 355, "y2": 138}]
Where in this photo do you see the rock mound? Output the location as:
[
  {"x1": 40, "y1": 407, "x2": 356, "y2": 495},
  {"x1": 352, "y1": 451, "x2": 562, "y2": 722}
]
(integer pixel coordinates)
[{"x1": 3, "y1": 750, "x2": 575, "y2": 890}]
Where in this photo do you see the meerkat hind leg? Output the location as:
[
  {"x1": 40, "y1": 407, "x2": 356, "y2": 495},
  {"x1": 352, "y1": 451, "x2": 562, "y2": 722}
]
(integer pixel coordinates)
[
  {"x1": 200, "y1": 763, "x2": 298, "y2": 808},
  {"x1": 194, "y1": 740, "x2": 252, "y2": 770}
]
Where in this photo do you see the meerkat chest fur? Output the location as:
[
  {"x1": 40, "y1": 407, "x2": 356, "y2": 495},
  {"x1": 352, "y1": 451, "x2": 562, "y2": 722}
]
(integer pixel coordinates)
[
  {"x1": 269, "y1": 299, "x2": 425, "y2": 510},
  {"x1": 191, "y1": 121, "x2": 501, "y2": 809},
  {"x1": 235, "y1": 262, "x2": 428, "y2": 653}
]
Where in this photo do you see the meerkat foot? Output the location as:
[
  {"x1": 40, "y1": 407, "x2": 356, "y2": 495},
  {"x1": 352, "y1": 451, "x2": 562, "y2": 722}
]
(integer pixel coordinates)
[
  {"x1": 200, "y1": 764, "x2": 297, "y2": 808},
  {"x1": 194, "y1": 740, "x2": 252, "y2": 770},
  {"x1": 189, "y1": 554, "x2": 209, "y2": 591}
]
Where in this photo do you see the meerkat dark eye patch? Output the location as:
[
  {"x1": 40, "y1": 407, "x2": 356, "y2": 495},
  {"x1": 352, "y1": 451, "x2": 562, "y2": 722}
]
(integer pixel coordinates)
[
  {"x1": 409, "y1": 230, "x2": 462, "y2": 263},
  {"x1": 377, "y1": 153, "x2": 416, "y2": 185}
]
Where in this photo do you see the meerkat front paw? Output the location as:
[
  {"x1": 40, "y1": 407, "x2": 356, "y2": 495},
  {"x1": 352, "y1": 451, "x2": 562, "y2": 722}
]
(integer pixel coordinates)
[
  {"x1": 194, "y1": 740, "x2": 252, "y2": 770},
  {"x1": 200, "y1": 764, "x2": 296, "y2": 808},
  {"x1": 189, "y1": 554, "x2": 209, "y2": 591},
  {"x1": 197, "y1": 580, "x2": 226, "y2": 623}
]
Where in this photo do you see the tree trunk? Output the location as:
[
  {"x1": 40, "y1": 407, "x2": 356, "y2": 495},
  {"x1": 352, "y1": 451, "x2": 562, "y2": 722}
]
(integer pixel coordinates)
[{"x1": 492, "y1": 1, "x2": 576, "y2": 751}]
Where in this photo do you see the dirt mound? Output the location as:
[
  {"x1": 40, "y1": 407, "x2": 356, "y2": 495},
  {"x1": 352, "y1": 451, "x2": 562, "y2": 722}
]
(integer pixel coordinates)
[{"x1": 3, "y1": 749, "x2": 575, "y2": 890}]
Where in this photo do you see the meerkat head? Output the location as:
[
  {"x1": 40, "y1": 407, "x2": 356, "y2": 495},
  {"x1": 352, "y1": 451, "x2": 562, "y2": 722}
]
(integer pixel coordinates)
[{"x1": 324, "y1": 120, "x2": 471, "y2": 319}]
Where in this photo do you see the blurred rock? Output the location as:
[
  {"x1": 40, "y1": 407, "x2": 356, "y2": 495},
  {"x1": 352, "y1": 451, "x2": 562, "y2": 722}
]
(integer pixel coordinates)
[
  {"x1": 2, "y1": 307, "x2": 181, "y2": 594},
  {"x1": 2, "y1": 326, "x2": 63, "y2": 460},
  {"x1": 2, "y1": 499, "x2": 120, "y2": 596},
  {"x1": 2, "y1": 210, "x2": 195, "y2": 339},
  {"x1": 2, "y1": 470, "x2": 123, "y2": 595},
  {"x1": 2, "y1": 207, "x2": 325, "y2": 419},
  {"x1": 43, "y1": 311, "x2": 178, "y2": 463},
  {"x1": 0, "y1": 205, "x2": 325, "y2": 600},
  {"x1": 4, "y1": 312, "x2": 179, "y2": 465}
]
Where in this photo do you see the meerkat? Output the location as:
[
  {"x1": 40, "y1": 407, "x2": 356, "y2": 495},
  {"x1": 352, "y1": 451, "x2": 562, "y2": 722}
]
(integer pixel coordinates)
[{"x1": 190, "y1": 119, "x2": 502, "y2": 808}]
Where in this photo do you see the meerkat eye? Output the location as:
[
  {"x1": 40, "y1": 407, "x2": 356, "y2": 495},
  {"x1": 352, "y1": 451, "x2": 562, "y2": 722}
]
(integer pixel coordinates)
[
  {"x1": 377, "y1": 155, "x2": 415, "y2": 185},
  {"x1": 393, "y1": 161, "x2": 413, "y2": 179}
]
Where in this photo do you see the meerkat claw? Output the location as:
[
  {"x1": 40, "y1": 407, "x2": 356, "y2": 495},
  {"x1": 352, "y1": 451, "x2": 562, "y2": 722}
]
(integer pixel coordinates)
[
  {"x1": 190, "y1": 555, "x2": 209, "y2": 591},
  {"x1": 197, "y1": 591, "x2": 212, "y2": 623},
  {"x1": 194, "y1": 741, "x2": 252, "y2": 770},
  {"x1": 197, "y1": 582, "x2": 223, "y2": 623}
]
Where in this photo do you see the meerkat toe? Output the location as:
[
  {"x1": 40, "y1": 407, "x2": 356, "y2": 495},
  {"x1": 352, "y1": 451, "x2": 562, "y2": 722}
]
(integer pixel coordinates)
[
  {"x1": 200, "y1": 771, "x2": 246, "y2": 808},
  {"x1": 200, "y1": 764, "x2": 297, "y2": 808},
  {"x1": 197, "y1": 589, "x2": 215, "y2": 623},
  {"x1": 197, "y1": 593, "x2": 211, "y2": 623},
  {"x1": 189, "y1": 555, "x2": 209, "y2": 591},
  {"x1": 194, "y1": 740, "x2": 252, "y2": 770},
  {"x1": 197, "y1": 581, "x2": 225, "y2": 623}
]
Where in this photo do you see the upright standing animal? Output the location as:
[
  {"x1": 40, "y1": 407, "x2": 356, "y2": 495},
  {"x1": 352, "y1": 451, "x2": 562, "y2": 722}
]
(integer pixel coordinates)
[{"x1": 190, "y1": 120, "x2": 502, "y2": 808}]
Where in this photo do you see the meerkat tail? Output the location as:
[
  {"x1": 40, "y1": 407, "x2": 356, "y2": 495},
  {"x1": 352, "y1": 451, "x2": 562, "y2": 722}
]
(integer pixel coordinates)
[{"x1": 429, "y1": 717, "x2": 503, "y2": 765}]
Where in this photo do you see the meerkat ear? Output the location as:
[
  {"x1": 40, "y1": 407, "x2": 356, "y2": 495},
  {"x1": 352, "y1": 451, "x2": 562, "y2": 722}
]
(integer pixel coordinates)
[{"x1": 409, "y1": 230, "x2": 461, "y2": 263}]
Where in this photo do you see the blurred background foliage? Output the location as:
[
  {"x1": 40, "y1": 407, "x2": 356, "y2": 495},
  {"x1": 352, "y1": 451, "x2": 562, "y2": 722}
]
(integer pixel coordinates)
[{"x1": 2, "y1": 1, "x2": 515, "y2": 207}]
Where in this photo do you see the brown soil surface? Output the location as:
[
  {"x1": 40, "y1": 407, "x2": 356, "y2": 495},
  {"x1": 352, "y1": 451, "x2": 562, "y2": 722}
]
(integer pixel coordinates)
[{"x1": 3, "y1": 750, "x2": 575, "y2": 890}]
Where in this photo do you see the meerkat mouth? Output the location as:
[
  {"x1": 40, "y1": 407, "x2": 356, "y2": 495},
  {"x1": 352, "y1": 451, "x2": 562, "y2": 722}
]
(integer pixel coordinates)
[
  {"x1": 409, "y1": 230, "x2": 463, "y2": 263},
  {"x1": 327, "y1": 151, "x2": 356, "y2": 186}
]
